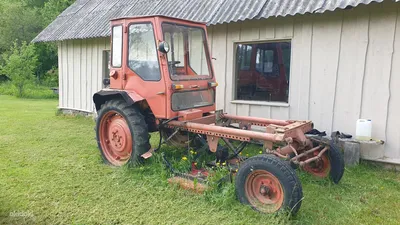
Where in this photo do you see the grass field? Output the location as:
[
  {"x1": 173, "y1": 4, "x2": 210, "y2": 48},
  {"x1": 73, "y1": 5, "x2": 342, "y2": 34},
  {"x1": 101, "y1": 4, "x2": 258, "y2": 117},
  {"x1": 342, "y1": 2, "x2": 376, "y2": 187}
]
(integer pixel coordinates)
[{"x1": 1, "y1": 95, "x2": 400, "y2": 224}]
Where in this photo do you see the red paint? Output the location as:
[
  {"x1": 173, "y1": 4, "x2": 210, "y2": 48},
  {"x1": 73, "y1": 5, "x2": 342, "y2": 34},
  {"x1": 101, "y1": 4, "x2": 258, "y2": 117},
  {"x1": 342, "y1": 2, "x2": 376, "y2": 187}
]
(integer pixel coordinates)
[
  {"x1": 109, "y1": 16, "x2": 216, "y2": 119},
  {"x1": 99, "y1": 111, "x2": 133, "y2": 166},
  {"x1": 245, "y1": 170, "x2": 284, "y2": 213}
]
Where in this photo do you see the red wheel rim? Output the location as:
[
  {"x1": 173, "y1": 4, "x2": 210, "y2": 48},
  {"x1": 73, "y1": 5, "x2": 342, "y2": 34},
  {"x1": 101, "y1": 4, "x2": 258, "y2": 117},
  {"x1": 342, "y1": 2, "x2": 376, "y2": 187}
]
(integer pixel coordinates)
[
  {"x1": 245, "y1": 170, "x2": 284, "y2": 213},
  {"x1": 99, "y1": 111, "x2": 133, "y2": 166},
  {"x1": 303, "y1": 150, "x2": 331, "y2": 178}
]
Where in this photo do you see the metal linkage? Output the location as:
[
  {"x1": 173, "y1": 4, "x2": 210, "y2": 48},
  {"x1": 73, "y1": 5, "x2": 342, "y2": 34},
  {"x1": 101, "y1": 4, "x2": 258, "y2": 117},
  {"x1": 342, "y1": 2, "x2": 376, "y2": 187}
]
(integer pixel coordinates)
[{"x1": 299, "y1": 147, "x2": 328, "y2": 167}]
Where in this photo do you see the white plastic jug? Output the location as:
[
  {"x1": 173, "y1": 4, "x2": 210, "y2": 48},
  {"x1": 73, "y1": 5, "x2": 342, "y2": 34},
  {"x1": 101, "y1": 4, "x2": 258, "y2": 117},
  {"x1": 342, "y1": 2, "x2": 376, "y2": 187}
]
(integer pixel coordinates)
[{"x1": 356, "y1": 119, "x2": 372, "y2": 141}]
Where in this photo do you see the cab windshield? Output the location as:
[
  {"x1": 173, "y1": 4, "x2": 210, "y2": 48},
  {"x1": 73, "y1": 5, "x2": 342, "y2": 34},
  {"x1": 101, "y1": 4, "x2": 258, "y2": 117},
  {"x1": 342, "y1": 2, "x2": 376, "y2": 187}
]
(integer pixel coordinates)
[{"x1": 162, "y1": 23, "x2": 212, "y2": 80}]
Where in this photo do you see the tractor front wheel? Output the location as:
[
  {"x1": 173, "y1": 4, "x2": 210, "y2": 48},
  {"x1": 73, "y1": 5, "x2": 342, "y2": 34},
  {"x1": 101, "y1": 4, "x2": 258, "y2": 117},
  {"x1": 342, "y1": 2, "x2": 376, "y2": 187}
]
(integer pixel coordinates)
[
  {"x1": 235, "y1": 155, "x2": 303, "y2": 215},
  {"x1": 96, "y1": 100, "x2": 150, "y2": 166}
]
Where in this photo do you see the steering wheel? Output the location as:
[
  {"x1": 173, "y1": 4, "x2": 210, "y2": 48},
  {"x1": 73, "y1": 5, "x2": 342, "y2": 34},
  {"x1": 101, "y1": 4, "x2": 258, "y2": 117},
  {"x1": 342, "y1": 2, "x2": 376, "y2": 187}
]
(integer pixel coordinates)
[{"x1": 168, "y1": 61, "x2": 181, "y2": 66}]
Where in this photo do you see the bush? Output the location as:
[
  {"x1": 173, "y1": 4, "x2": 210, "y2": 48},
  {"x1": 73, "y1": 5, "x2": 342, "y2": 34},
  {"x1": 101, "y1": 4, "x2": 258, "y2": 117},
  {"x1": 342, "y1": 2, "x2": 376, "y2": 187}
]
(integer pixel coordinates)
[
  {"x1": 0, "y1": 82, "x2": 57, "y2": 99},
  {"x1": 41, "y1": 66, "x2": 59, "y2": 87},
  {"x1": 1, "y1": 42, "x2": 38, "y2": 97}
]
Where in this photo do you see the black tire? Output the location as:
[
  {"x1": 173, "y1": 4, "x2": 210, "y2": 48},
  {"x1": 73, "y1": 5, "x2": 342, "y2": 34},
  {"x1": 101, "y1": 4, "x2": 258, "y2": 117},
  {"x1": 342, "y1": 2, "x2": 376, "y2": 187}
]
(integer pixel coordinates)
[
  {"x1": 293, "y1": 141, "x2": 345, "y2": 184},
  {"x1": 235, "y1": 155, "x2": 303, "y2": 215},
  {"x1": 96, "y1": 100, "x2": 150, "y2": 166},
  {"x1": 327, "y1": 141, "x2": 345, "y2": 184}
]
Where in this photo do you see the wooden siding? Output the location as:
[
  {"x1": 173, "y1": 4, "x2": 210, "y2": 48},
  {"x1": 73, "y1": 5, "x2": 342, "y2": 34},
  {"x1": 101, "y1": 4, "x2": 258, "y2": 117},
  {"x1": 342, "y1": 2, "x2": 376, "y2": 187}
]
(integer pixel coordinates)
[
  {"x1": 58, "y1": 1, "x2": 400, "y2": 160},
  {"x1": 208, "y1": 1, "x2": 400, "y2": 160},
  {"x1": 58, "y1": 38, "x2": 109, "y2": 112}
]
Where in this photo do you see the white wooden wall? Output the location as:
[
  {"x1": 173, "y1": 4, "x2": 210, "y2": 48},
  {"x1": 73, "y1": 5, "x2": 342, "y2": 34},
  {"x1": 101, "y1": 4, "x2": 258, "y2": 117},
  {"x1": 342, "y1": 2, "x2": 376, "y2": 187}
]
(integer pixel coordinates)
[
  {"x1": 58, "y1": 38, "x2": 110, "y2": 113},
  {"x1": 58, "y1": 1, "x2": 400, "y2": 161},
  {"x1": 207, "y1": 1, "x2": 400, "y2": 160}
]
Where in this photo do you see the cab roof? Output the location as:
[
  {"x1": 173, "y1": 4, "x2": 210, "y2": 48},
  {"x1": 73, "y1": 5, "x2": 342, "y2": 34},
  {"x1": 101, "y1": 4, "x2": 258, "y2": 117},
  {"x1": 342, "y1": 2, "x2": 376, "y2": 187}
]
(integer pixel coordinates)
[{"x1": 110, "y1": 15, "x2": 207, "y2": 25}]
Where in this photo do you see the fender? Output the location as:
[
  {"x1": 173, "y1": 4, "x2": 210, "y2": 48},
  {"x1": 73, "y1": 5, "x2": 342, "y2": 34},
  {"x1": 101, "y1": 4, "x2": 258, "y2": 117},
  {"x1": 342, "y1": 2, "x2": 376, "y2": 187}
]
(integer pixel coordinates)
[{"x1": 93, "y1": 89, "x2": 144, "y2": 111}]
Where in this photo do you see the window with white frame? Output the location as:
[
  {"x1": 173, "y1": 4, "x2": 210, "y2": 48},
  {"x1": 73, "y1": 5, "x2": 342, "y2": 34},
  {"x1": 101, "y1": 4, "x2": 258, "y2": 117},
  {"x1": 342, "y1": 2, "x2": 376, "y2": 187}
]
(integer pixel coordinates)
[{"x1": 235, "y1": 41, "x2": 291, "y2": 103}]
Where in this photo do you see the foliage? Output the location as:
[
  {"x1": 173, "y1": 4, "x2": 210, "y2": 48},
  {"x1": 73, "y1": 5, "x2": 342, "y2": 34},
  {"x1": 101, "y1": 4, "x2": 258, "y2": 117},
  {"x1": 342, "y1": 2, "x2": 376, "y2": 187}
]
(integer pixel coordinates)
[
  {"x1": 1, "y1": 42, "x2": 38, "y2": 97},
  {"x1": 41, "y1": 66, "x2": 59, "y2": 87},
  {"x1": 0, "y1": 0, "x2": 74, "y2": 88},
  {"x1": 40, "y1": 0, "x2": 75, "y2": 27},
  {"x1": 0, "y1": 1, "x2": 43, "y2": 53},
  {"x1": 34, "y1": 42, "x2": 59, "y2": 84},
  {"x1": 0, "y1": 82, "x2": 57, "y2": 99}
]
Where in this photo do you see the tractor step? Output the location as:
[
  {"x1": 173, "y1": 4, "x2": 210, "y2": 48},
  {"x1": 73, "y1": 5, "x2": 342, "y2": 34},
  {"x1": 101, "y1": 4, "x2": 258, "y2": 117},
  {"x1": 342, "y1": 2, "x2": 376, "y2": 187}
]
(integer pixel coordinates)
[
  {"x1": 168, "y1": 177, "x2": 208, "y2": 193},
  {"x1": 141, "y1": 148, "x2": 155, "y2": 159}
]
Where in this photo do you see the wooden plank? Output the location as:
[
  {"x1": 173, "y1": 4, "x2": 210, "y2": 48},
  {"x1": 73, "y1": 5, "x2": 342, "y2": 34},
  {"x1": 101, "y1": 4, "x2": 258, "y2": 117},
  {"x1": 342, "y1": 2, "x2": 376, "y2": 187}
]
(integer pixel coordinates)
[
  {"x1": 210, "y1": 24, "x2": 228, "y2": 112},
  {"x1": 236, "y1": 104, "x2": 250, "y2": 116},
  {"x1": 332, "y1": 7, "x2": 369, "y2": 134},
  {"x1": 386, "y1": 5, "x2": 400, "y2": 159},
  {"x1": 361, "y1": 3, "x2": 397, "y2": 147},
  {"x1": 87, "y1": 39, "x2": 94, "y2": 112},
  {"x1": 275, "y1": 17, "x2": 294, "y2": 39},
  {"x1": 249, "y1": 105, "x2": 271, "y2": 118},
  {"x1": 372, "y1": 2, "x2": 400, "y2": 159},
  {"x1": 67, "y1": 40, "x2": 74, "y2": 108},
  {"x1": 91, "y1": 38, "x2": 99, "y2": 111},
  {"x1": 239, "y1": 20, "x2": 260, "y2": 41},
  {"x1": 225, "y1": 23, "x2": 241, "y2": 114},
  {"x1": 290, "y1": 16, "x2": 313, "y2": 120},
  {"x1": 73, "y1": 40, "x2": 82, "y2": 110},
  {"x1": 57, "y1": 42, "x2": 63, "y2": 108},
  {"x1": 309, "y1": 12, "x2": 343, "y2": 133},
  {"x1": 62, "y1": 41, "x2": 69, "y2": 109},
  {"x1": 270, "y1": 107, "x2": 290, "y2": 120},
  {"x1": 260, "y1": 18, "x2": 276, "y2": 39},
  {"x1": 81, "y1": 39, "x2": 87, "y2": 112}
]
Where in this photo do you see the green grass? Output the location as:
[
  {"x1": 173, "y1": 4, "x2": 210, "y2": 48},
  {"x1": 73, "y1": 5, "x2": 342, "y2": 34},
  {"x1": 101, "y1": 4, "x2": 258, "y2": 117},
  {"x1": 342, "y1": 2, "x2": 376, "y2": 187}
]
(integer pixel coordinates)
[
  {"x1": 0, "y1": 82, "x2": 58, "y2": 99},
  {"x1": 1, "y1": 95, "x2": 400, "y2": 224}
]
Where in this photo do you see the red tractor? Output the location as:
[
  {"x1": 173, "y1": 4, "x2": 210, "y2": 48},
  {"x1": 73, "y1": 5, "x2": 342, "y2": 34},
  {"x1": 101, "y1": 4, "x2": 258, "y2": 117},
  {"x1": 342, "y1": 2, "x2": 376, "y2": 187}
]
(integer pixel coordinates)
[{"x1": 93, "y1": 15, "x2": 344, "y2": 215}]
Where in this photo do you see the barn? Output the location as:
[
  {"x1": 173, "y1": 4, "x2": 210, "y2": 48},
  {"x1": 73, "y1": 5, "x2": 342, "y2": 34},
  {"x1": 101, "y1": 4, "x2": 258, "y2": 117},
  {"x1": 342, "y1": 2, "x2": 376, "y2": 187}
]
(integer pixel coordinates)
[{"x1": 33, "y1": 0, "x2": 400, "y2": 165}]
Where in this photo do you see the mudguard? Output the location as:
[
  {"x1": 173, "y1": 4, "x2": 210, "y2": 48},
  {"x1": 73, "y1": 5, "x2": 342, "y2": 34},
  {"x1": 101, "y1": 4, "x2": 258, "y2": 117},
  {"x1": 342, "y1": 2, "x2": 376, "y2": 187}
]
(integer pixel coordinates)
[{"x1": 93, "y1": 89, "x2": 144, "y2": 111}]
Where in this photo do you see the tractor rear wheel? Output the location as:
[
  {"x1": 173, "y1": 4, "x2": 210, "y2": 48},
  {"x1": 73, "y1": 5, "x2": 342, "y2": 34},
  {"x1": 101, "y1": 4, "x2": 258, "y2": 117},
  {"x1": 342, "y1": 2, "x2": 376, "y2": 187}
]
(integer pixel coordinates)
[
  {"x1": 302, "y1": 141, "x2": 345, "y2": 184},
  {"x1": 96, "y1": 100, "x2": 150, "y2": 166},
  {"x1": 235, "y1": 155, "x2": 303, "y2": 215}
]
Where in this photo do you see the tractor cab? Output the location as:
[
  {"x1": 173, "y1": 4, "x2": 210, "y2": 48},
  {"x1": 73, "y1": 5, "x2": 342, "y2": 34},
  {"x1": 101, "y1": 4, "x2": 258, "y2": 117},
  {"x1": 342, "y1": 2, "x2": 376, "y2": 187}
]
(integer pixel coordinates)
[{"x1": 102, "y1": 16, "x2": 216, "y2": 120}]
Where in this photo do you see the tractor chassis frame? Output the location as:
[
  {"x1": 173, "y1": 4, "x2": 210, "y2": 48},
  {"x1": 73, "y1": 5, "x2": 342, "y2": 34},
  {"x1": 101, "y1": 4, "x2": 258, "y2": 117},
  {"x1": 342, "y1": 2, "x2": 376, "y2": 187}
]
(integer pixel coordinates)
[{"x1": 163, "y1": 112, "x2": 327, "y2": 168}]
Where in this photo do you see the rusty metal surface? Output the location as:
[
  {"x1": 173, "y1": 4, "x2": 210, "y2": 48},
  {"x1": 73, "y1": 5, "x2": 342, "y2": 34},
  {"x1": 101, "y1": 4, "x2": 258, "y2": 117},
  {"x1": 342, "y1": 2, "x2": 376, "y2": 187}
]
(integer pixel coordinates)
[
  {"x1": 33, "y1": 0, "x2": 398, "y2": 42},
  {"x1": 167, "y1": 177, "x2": 208, "y2": 193},
  {"x1": 168, "y1": 120, "x2": 285, "y2": 142},
  {"x1": 223, "y1": 114, "x2": 291, "y2": 127},
  {"x1": 187, "y1": 114, "x2": 216, "y2": 125},
  {"x1": 207, "y1": 135, "x2": 220, "y2": 153}
]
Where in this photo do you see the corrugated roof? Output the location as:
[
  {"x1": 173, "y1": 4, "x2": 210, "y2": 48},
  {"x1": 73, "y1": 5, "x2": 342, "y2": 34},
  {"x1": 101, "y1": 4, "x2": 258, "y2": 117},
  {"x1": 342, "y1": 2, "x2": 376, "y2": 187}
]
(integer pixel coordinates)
[{"x1": 33, "y1": 0, "x2": 399, "y2": 42}]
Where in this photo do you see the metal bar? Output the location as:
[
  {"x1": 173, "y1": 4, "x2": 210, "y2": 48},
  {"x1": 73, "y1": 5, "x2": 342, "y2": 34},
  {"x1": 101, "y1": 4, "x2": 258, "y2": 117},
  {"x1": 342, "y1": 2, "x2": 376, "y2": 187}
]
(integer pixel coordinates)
[
  {"x1": 290, "y1": 146, "x2": 322, "y2": 162},
  {"x1": 299, "y1": 147, "x2": 328, "y2": 166},
  {"x1": 168, "y1": 120, "x2": 285, "y2": 142},
  {"x1": 222, "y1": 138, "x2": 236, "y2": 151},
  {"x1": 163, "y1": 129, "x2": 180, "y2": 144},
  {"x1": 228, "y1": 141, "x2": 247, "y2": 160},
  {"x1": 270, "y1": 150, "x2": 290, "y2": 159},
  {"x1": 185, "y1": 114, "x2": 215, "y2": 124},
  {"x1": 222, "y1": 114, "x2": 291, "y2": 127}
]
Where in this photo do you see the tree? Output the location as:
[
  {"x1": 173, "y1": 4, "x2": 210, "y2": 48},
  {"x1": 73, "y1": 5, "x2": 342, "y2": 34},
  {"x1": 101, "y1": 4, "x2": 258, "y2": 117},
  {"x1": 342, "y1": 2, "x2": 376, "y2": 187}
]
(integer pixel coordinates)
[
  {"x1": 40, "y1": 0, "x2": 75, "y2": 27},
  {"x1": 0, "y1": 1, "x2": 43, "y2": 53},
  {"x1": 1, "y1": 42, "x2": 38, "y2": 97},
  {"x1": 0, "y1": 0, "x2": 74, "y2": 87}
]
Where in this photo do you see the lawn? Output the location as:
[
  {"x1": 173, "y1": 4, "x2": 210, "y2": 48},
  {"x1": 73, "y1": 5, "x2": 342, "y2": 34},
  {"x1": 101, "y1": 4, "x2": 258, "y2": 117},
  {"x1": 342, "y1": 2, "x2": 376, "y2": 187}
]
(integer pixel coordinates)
[{"x1": 1, "y1": 95, "x2": 400, "y2": 224}]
